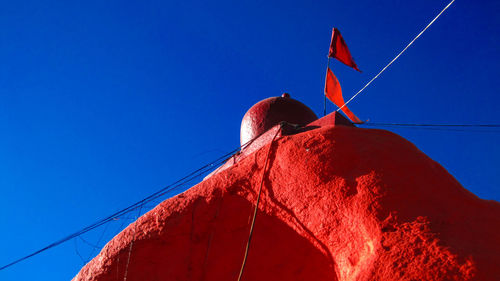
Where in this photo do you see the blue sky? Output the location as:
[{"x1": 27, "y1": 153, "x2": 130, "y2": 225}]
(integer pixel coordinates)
[{"x1": 0, "y1": 0, "x2": 498, "y2": 280}]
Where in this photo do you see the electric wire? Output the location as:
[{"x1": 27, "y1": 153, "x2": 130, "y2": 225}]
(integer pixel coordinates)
[
  {"x1": 359, "y1": 123, "x2": 500, "y2": 132},
  {"x1": 115, "y1": 216, "x2": 131, "y2": 280},
  {"x1": 123, "y1": 205, "x2": 143, "y2": 281},
  {"x1": 237, "y1": 126, "x2": 281, "y2": 281},
  {"x1": 78, "y1": 236, "x2": 100, "y2": 249},
  {"x1": 0, "y1": 0, "x2": 466, "y2": 273},
  {"x1": 0, "y1": 157, "x2": 228, "y2": 271},
  {"x1": 337, "y1": 0, "x2": 456, "y2": 112},
  {"x1": 361, "y1": 123, "x2": 500, "y2": 127},
  {"x1": 0, "y1": 135, "x2": 261, "y2": 272},
  {"x1": 84, "y1": 222, "x2": 111, "y2": 262},
  {"x1": 73, "y1": 238, "x2": 85, "y2": 266}
]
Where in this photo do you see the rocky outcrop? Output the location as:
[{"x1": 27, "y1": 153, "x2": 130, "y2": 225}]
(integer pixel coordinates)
[{"x1": 73, "y1": 125, "x2": 500, "y2": 281}]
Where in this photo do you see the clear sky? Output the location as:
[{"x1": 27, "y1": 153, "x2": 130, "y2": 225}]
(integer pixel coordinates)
[{"x1": 0, "y1": 0, "x2": 498, "y2": 280}]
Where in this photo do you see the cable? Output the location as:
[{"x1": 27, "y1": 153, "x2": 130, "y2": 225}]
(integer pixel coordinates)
[
  {"x1": 0, "y1": 127, "x2": 274, "y2": 272},
  {"x1": 337, "y1": 0, "x2": 456, "y2": 112},
  {"x1": 73, "y1": 238, "x2": 85, "y2": 266},
  {"x1": 0, "y1": 158, "x2": 226, "y2": 271},
  {"x1": 237, "y1": 126, "x2": 281, "y2": 281},
  {"x1": 358, "y1": 122, "x2": 500, "y2": 133},
  {"x1": 78, "y1": 236, "x2": 100, "y2": 249},
  {"x1": 0, "y1": 136, "x2": 258, "y2": 272},
  {"x1": 361, "y1": 123, "x2": 500, "y2": 127},
  {"x1": 85, "y1": 222, "x2": 111, "y2": 262},
  {"x1": 123, "y1": 205, "x2": 143, "y2": 281}
]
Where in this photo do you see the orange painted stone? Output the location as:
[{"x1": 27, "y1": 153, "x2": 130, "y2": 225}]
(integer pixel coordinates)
[{"x1": 73, "y1": 125, "x2": 500, "y2": 281}]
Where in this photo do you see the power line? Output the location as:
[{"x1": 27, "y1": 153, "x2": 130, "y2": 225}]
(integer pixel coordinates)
[
  {"x1": 0, "y1": 142, "x2": 245, "y2": 272},
  {"x1": 337, "y1": 0, "x2": 456, "y2": 112},
  {"x1": 73, "y1": 238, "x2": 85, "y2": 266},
  {"x1": 237, "y1": 126, "x2": 281, "y2": 281},
  {"x1": 359, "y1": 122, "x2": 500, "y2": 133},
  {"x1": 361, "y1": 123, "x2": 500, "y2": 128},
  {"x1": 123, "y1": 205, "x2": 143, "y2": 281},
  {"x1": 0, "y1": 125, "x2": 280, "y2": 272},
  {"x1": 85, "y1": 221, "x2": 111, "y2": 262}
]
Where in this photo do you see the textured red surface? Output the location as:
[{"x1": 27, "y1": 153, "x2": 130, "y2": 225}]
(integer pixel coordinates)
[
  {"x1": 74, "y1": 126, "x2": 500, "y2": 281},
  {"x1": 205, "y1": 111, "x2": 353, "y2": 179},
  {"x1": 308, "y1": 111, "x2": 354, "y2": 128}
]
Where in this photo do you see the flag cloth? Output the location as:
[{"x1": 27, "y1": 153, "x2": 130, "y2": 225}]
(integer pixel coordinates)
[
  {"x1": 325, "y1": 67, "x2": 362, "y2": 123},
  {"x1": 328, "y1": 28, "x2": 361, "y2": 72}
]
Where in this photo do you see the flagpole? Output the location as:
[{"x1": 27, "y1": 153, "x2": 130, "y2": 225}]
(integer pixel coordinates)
[{"x1": 324, "y1": 57, "x2": 330, "y2": 117}]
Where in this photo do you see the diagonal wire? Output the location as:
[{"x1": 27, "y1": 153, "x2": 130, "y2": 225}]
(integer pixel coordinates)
[
  {"x1": 337, "y1": 0, "x2": 456, "y2": 112},
  {"x1": 123, "y1": 204, "x2": 143, "y2": 281},
  {"x1": 237, "y1": 126, "x2": 282, "y2": 281},
  {"x1": 361, "y1": 123, "x2": 500, "y2": 127},
  {"x1": 84, "y1": 222, "x2": 111, "y2": 262},
  {"x1": 73, "y1": 238, "x2": 86, "y2": 266},
  {"x1": 359, "y1": 122, "x2": 500, "y2": 132},
  {"x1": 359, "y1": 123, "x2": 500, "y2": 133},
  {"x1": 0, "y1": 128, "x2": 268, "y2": 272},
  {"x1": 78, "y1": 236, "x2": 100, "y2": 249},
  {"x1": 0, "y1": 151, "x2": 233, "y2": 271}
]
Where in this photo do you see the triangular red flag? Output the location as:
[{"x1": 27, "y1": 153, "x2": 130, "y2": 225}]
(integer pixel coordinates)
[
  {"x1": 325, "y1": 67, "x2": 362, "y2": 123},
  {"x1": 328, "y1": 28, "x2": 361, "y2": 72}
]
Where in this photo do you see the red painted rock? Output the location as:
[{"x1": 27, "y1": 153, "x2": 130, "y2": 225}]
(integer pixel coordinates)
[
  {"x1": 73, "y1": 126, "x2": 500, "y2": 281},
  {"x1": 240, "y1": 94, "x2": 318, "y2": 145}
]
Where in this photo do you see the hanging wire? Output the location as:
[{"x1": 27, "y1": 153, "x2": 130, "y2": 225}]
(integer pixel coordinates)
[
  {"x1": 0, "y1": 129, "x2": 267, "y2": 272},
  {"x1": 115, "y1": 216, "x2": 132, "y2": 280},
  {"x1": 237, "y1": 126, "x2": 282, "y2": 281},
  {"x1": 0, "y1": 156, "x2": 228, "y2": 271},
  {"x1": 361, "y1": 123, "x2": 500, "y2": 127},
  {"x1": 0, "y1": 0, "x2": 466, "y2": 271},
  {"x1": 123, "y1": 205, "x2": 143, "y2": 281},
  {"x1": 73, "y1": 238, "x2": 86, "y2": 266},
  {"x1": 337, "y1": 0, "x2": 456, "y2": 112},
  {"x1": 81, "y1": 222, "x2": 111, "y2": 262},
  {"x1": 78, "y1": 236, "x2": 100, "y2": 250},
  {"x1": 359, "y1": 122, "x2": 500, "y2": 133},
  {"x1": 200, "y1": 196, "x2": 224, "y2": 281}
]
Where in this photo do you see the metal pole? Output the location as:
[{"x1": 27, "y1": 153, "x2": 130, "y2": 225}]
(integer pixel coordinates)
[{"x1": 324, "y1": 57, "x2": 330, "y2": 117}]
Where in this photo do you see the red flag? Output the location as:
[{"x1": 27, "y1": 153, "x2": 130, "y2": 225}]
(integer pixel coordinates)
[
  {"x1": 325, "y1": 67, "x2": 361, "y2": 123},
  {"x1": 328, "y1": 28, "x2": 360, "y2": 72}
]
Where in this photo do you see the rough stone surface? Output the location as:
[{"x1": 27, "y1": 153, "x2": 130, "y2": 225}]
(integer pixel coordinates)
[{"x1": 73, "y1": 126, "x2": 500, "y2": 281}]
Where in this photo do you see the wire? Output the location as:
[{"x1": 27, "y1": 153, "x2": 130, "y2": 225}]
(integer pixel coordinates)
[
  {"x1": 361, "y1": 123, "x2": 500, "y2": 127},
  {"x1": 73, "y1": 238, "x2": 85, "y2": 266},
  {"x1": 0, "y1": 159, "x2": 226, "y2": 271},
  {"x1": 85, "y1": 222, "x2": 111, "y2": 262},
  {"x1": 114, "y1": 216, "x2": 131, "y2": 280},
  {"x1": 337, "y1": 0, "x2": 456, "y2": 112},
  {"x1": 0, "y1": 137, "x2": 256, "y2": 272},
  {"x1": 78, "y1": 236, "x2": 100, "y2": 249},
  {"x1": 359, "y1": 122, "x2": 500, "y2": 132},
  {"x1": 364, "y1": 126, "x2": 500, "y2": 133},
  {"x1": 237, "y1": 126, "x2": 281, "y2": 281},
  {"x1": 123, "y1": 205, "x2": 143, "y2": 281}
]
